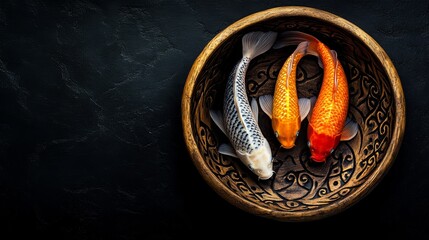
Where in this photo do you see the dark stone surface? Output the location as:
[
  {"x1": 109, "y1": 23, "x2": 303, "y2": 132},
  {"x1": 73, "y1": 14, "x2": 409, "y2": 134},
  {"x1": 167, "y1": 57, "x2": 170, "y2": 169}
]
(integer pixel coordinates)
[{"x1": 0, "y1": 0, "x2": 427, "y2": 239}]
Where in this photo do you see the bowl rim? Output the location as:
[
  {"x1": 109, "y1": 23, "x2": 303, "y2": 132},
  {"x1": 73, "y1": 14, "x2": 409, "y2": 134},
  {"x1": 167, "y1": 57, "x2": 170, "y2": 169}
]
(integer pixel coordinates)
[{"x1": 181, "y1": 6, "x2": 406, "y2": 221}]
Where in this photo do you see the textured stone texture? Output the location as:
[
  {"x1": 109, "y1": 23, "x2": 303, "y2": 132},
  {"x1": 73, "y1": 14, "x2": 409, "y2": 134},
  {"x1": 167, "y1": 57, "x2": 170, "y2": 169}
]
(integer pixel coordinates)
[{"x1": 0, "y1": 0, "x2": 427, "y2": 239}]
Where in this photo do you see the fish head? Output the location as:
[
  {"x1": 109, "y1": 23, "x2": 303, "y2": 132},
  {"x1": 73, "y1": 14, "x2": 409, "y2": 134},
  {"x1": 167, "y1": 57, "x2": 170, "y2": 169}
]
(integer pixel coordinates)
[
  {"x1": 273, "y1": 117, "x2": 301, "y2": 149},
  {"x1": 239, "y1": 140, "x2": 274, "y2": 180},
  {"x1": 309, "y1": 144, "x2": 331, "y2": 162},
  {"x1": 307, "y1": 124, "x2": 341, "y2": 162}
]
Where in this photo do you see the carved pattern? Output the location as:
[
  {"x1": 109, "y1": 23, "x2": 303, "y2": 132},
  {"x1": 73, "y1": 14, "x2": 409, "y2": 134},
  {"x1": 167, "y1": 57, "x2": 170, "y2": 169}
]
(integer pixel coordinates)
[{"x1": 190, "y1": 22, "x2": 394, "y2": 212}]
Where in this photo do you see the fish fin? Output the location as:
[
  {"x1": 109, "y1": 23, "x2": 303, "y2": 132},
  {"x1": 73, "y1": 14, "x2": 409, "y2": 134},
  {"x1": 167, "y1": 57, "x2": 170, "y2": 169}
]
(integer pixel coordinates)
[
  {"x1": 318, "y1": 58, "x2": 324, "y2": 69},
  {"x1": 331, "y1": 50, "x2": 339, "y2": 94},
  {"x1": 242, "y1": 31, "x2": 278, "y2": 60},
  {"x1": 209, "y1": 109, "x2": 227, "y2": 136},
  {"x1": 218, "y1": 143, "x2": 237, "y2": 158},
  {"x1": 307, "y1": 96, "x2": 317, "y2": 122},
  {"x1": 286, "y1": 53, "x2": 295, "y2": 88},
  {"x1": 258, "y1": 95, "x2": 273, "y2": 119},
  {"x1": 340, "y1": 118, "x2": 358, "y2": 141},
  {"x1": 285, "y1": 41, "x2": 309, "y2": 87},
  {"x1": 306, "y1": 46, "x2": 319, "y2": 57},
  {"x1": 298, "y1": 98, "x2": 311, "y2": 121},
  {"x1": 273, "y1": 31, "x2": 320, "y2": 57},
  {"x1": 251, "y1": 98, "x2": 259, "y2": 124}
]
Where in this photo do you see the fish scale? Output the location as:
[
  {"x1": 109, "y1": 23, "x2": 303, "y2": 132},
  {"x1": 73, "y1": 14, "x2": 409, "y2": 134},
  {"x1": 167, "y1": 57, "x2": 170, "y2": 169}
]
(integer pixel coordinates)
[
  {"x1": 273, "y1": 52, "x2": 302, "y2": 121},
  {"x1": 209, "y1": 31, "x2": 277, "y2": 179},
  {"x1": 223, "y1": 57, "x2": 264, "y2": 154},
  {"x1": 309, "y1": 44, "x2": 349, "y2": 136},
  {"x1": 258, "y1": 41, "x2": 312, "y2": 149},
  {"x1": 269, "y1": 30, "x2": 357, "y2": 162}
]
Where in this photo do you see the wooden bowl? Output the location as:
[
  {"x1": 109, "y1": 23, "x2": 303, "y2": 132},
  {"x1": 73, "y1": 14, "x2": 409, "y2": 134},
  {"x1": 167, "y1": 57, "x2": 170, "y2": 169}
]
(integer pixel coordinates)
[{"x1": 181, "y1": 6, "x2": 405, "y2": 221}]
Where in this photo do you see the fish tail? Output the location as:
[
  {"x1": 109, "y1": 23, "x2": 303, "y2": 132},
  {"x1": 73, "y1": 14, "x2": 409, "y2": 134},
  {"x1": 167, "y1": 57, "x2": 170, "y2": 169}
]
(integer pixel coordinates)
[
  {"x1": 273, "y1": 31, "x2": 320, "y2": 57},
  {"x1": 242, "y1": 31, "x2": 278, "y2": 60}
]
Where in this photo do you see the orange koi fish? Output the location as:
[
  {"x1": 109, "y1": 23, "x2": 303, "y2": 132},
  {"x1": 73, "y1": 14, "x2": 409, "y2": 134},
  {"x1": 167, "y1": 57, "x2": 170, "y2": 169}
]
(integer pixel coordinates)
[
  {"x1": 259, "y1": 42, "x2": 311, "y2": 149},
  {"x1": 274, "y1": 31, "x2": 358, "y2": 162}
]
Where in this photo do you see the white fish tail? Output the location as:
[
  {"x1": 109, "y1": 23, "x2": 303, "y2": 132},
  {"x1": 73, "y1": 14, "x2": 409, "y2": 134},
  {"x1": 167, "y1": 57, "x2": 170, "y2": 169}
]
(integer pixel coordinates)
[{"x1": 242, "y1": 31, "x2": 278, "y2": 60}]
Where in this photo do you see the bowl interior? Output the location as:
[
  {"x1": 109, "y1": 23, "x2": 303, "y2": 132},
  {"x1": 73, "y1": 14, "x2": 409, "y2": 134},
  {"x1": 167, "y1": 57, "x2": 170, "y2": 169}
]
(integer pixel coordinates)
[{"x1": 187, "y1": 14, "x2": 399, "y2": 220}]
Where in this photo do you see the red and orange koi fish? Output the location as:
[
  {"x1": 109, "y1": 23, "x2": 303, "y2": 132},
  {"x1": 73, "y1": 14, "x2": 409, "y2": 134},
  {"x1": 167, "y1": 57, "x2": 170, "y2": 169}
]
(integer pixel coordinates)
[{"x1": 273, "y1": 31, "x2": 358, "y2": 162}]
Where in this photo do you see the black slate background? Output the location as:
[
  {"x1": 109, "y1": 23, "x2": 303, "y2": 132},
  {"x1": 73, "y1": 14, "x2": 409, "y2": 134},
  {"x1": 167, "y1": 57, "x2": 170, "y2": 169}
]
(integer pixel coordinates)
[{"x1": 0, "y1": 0, "x2": 427, "y2": 239}]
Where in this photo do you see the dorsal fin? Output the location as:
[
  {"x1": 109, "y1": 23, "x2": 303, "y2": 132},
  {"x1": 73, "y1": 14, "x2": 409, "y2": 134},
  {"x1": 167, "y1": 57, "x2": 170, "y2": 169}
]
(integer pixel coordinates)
[
  {"x1": 286, "y1": 41, "x2": 309, "y2": 88},
  {"x1": 286, "y1": 53, "x2": 294, "y2": 88},
  {"x1": 331, "y1": 50, "x2": 339, "y2": 99}
]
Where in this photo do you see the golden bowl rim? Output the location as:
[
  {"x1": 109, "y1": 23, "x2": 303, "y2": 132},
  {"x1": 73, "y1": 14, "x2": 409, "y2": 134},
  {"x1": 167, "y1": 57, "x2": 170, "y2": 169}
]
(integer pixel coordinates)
[{"x1": 181, "y1": 6, "x2": 406, "y2": 221}]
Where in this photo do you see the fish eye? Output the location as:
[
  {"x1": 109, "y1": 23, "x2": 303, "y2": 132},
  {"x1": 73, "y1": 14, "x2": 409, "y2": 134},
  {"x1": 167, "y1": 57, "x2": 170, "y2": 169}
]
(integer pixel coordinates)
[
  {"x1": 274, "y1": 131, "x2": 279, "y2": 138},
  {"x1": 307, "y1": 141, "x2": 311, "y2": 147},
  {"x1": 296, "y1": 131, "x2": 300, "y2": 137}
]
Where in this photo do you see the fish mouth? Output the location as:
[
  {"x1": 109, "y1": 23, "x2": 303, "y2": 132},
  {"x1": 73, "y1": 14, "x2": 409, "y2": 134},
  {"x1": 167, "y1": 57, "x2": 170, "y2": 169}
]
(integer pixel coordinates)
[
  {"x1": 310, "y1": 155, "x2": 326, "y2": 163},
  {"x1": 281, "y1": 144, "x2": 295, "y2": 149},
  {"x1": 258, "y1": 171, "x2": 274, "y2": 180}
]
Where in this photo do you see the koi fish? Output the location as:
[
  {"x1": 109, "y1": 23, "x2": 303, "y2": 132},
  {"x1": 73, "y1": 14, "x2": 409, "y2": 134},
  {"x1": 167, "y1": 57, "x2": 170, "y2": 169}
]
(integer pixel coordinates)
[
  {"x1": 274, "y1": 31, "x2": 358, "y2": 162},
  {"x1": 209, "y1": 31, "x2": 277, "y2": 180},
  {"x1": 259, "y1": 41, "x2": 312, "y2": 149}
]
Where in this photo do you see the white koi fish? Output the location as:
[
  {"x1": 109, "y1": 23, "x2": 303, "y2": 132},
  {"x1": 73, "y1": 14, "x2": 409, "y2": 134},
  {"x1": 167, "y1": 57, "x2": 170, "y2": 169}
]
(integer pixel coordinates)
[{"x1": 210, "y1": 31, "x2": 277, "y2": 180}]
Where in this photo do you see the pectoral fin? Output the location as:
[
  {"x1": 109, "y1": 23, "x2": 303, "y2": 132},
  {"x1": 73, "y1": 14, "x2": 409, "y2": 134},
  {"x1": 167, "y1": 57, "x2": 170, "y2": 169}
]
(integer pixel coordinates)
[
  {"x1": 209, "y1": 110, "x2": 238, "y2": 158},
  {"x1": 307, "y1": 96, "x2": 317, "y2": 122},
  {"x1": 340, "y1": 118, "x2": 358, "y2": 141},
  {"x1": 259, "y1": 95, "x2": 273, "y2": 119},
  {"x1": 298, "y1": 98, "x2": 311, "y2": 121},
  {"x1": 218, "y1": 143, "x2": 237, "y2": 158},
  {"x1": 251, "y1": 98, "x2": 259, "y2": 124},
  {"x1": 209, "y1": 109, "x2": 227, "y2": 136},
  {"x1": 318, "y1": 58, "x2": 323, "y2": 69}
]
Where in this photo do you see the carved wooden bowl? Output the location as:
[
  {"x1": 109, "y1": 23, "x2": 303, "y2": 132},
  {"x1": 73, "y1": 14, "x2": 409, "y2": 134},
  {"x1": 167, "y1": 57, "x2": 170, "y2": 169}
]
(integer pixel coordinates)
[{"x1": 181, "y1": 6, "x2": 405, "y2": 221}]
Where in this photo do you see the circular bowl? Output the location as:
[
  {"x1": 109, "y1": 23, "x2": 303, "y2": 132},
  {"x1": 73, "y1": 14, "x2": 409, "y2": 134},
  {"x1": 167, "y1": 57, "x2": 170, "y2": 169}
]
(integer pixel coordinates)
[{"x1": 181, "y1": 6, "x2": 405, "y2": 221}]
